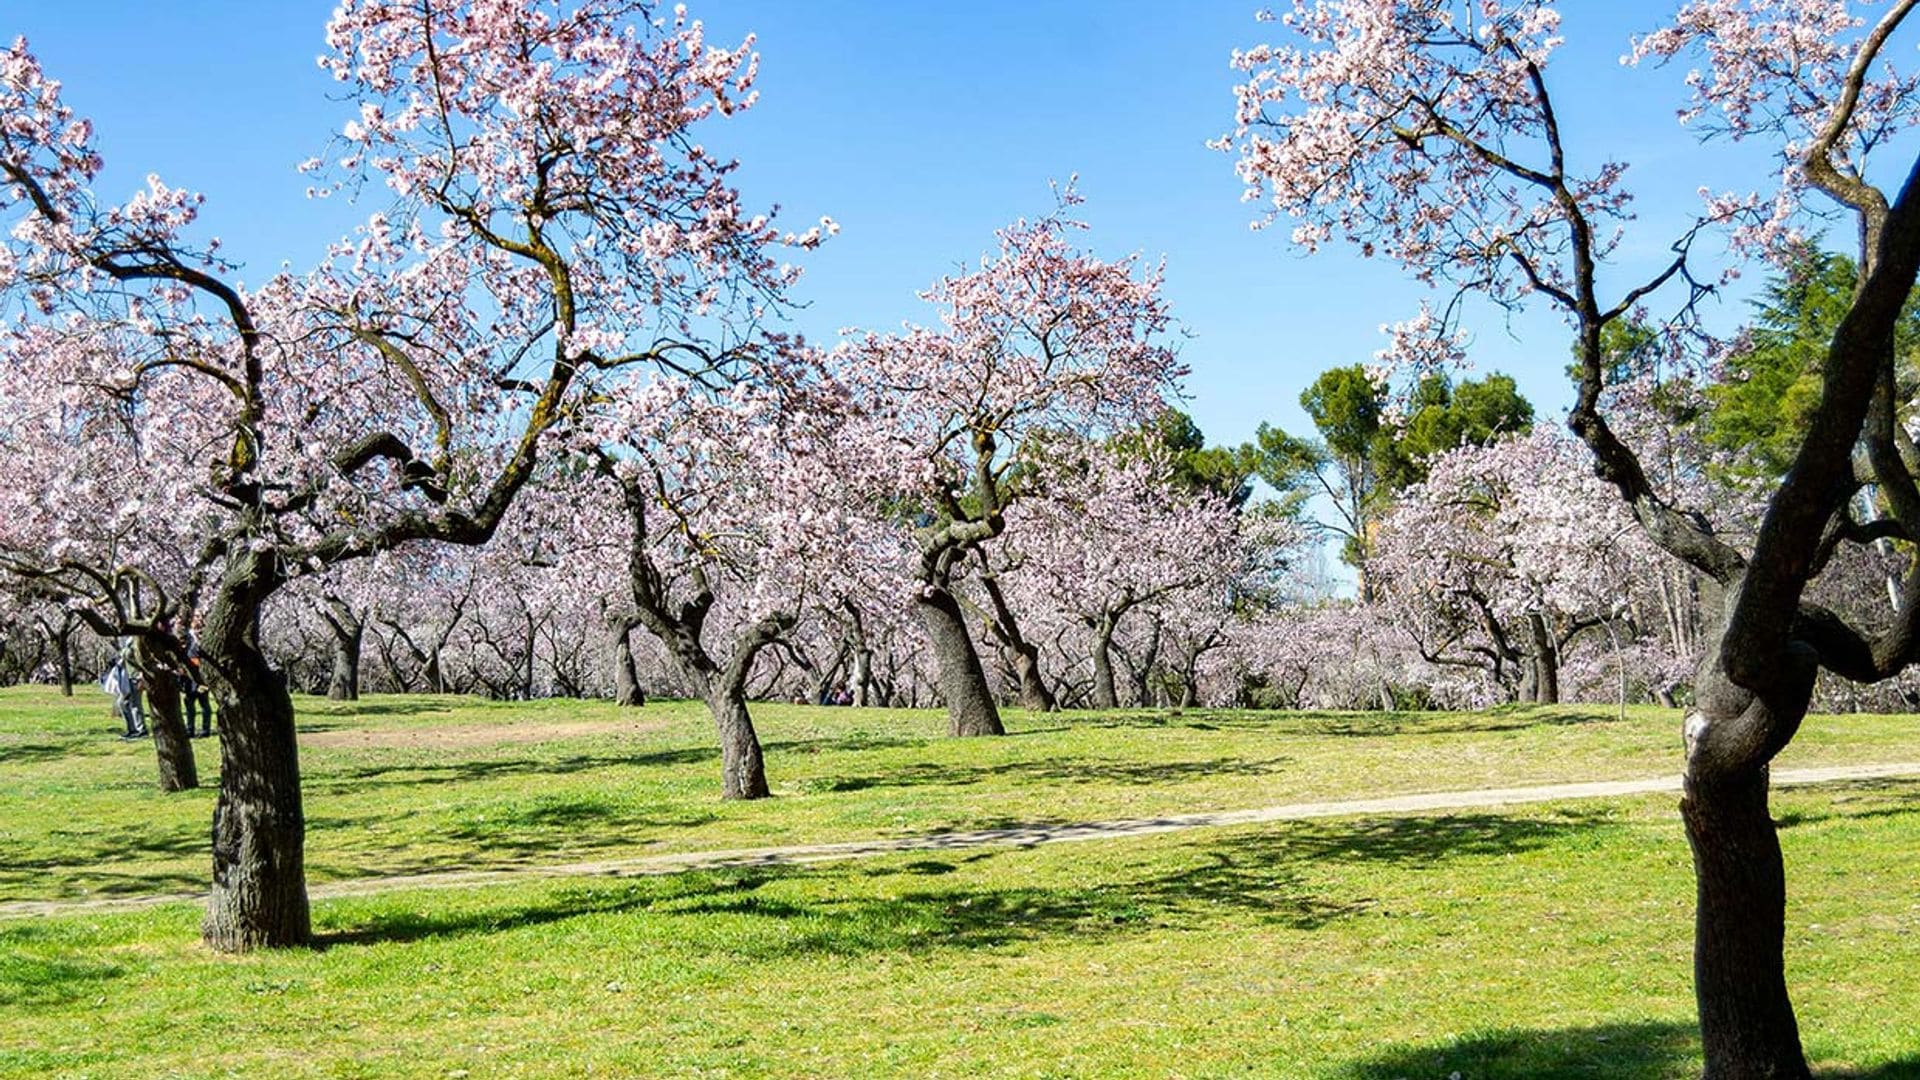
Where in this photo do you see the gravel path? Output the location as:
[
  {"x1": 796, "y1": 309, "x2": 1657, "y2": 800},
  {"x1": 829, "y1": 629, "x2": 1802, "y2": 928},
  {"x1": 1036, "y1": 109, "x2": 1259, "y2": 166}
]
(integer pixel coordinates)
[{"x1": 6, "y1": 760, "x2": 1916, "y2": 921}]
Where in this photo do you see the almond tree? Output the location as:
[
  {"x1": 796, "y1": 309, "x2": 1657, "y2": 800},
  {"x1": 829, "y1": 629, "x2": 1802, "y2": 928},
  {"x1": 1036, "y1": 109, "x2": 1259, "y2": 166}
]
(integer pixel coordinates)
[
  {"x1": 563, "y1": 372, "x2": 911, "y2": 797},
  {"x1": 1221, "y1": 1, "x2": 1920, "y2": 1072},
  {"x1": 842, "y1": 193, "x2": 1183, "y2": 735},
  {"x1": 1371, "y1": 427, "x2": 1668, "y2": 704},
  {"x1": 0, "y1": 1, "x2": 806, "y2": 950},
  {"x1": 1004, "y1": 441, "x2": 1249, "y2": 709}
]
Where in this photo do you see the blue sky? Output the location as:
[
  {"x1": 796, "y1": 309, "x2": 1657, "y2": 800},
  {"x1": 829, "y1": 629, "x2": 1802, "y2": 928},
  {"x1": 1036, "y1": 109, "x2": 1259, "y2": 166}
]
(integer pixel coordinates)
[{"x1": 8, "y1": 1, "x2": 1780, "y2": 455}]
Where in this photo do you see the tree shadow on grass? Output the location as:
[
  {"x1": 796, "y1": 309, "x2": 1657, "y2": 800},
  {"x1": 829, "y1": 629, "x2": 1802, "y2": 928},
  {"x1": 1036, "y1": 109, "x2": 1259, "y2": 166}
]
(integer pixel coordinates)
[
  {"x1": 301, "y1": 700, "x2": 463, "y2": 719},
  {"x1": 0, "y1": 740, "x2": 87, "y2": 765},
  {"x1": 1334, "y1": 1020, "x2": 1920, "y2": 1080},
  {"x1": 714, "y1": 811, "x2": 1612, "y2": 957},
  {"x1": 314, "y1": 873, "x2": 738, "y2": 948},
  {"x1": 1336, "y1": 1021, "x2": 1697, "y2": 1079},
  {"x1": 0, "y1": 949, "x2": 126, "y2": 1008},
  {"x1": 315, "y1": 808, "x2": 1610, "y2": 955},
  {"x1": 436, "y1": 799, "x2": 720, "y2": 862},
  {"x1": 1062, "y1": 705, "x2": 1632, "y2": 738},
  {"x1": 765, "y1": 733, "x2": 934, "y2": 756},
  {"x1": 0, "y1": 822, "x2": 209, "y2": 901},
  {"x1": 1775, "y1": 777, "x2": 1920, "y2": 831},
  {"x1": 811, "y1": 754, "x2": 1296, "y2": 793},
  {"x1": 304, "y1": 747, "x2": 716, "y2": 793},
  {"x1": 0, "y1": 924, "x2": 129, "y2": 1007}
]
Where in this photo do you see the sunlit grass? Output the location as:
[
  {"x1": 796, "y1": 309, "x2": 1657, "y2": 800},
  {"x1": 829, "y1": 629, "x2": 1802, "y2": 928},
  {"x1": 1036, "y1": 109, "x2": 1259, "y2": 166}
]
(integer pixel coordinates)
[
  {"x1": 2, "y1": 686, "x2": 1918, "y2": 904},
  {"x1": 2, "y1": 785, "x2": 1917, "y2": 1078},
  {"x1": 2, "y1": 686, "x2": 1917, "y2": 1077}
]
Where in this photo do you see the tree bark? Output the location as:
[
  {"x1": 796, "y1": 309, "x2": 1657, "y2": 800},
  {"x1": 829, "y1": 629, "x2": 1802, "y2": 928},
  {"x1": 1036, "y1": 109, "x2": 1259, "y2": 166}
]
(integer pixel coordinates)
[
  {"x1": 1684, "y1": 763, "x2": 1810, "y2": 1079},
  {"x1": 1090, "y1": 614, "x2": 1119, "y2": 710},
  {"x1": 326, "y1": 627, "x2": 361, "y2": 702},
  {"x1": 705, "y1": 679, "x2": 769, "y2": 800},
  {"x1": 972, "y1": 551, "x2": 1058, "y2": 712},
  {"x1": 140, "y1": 665, "x2": 199, "y2": 793},
  {"x1": 1527, "y1": 612, "x2": 1560, "y2": 705},
  {"x1": 203, "y1": 651, "x2": 310, "y2": 950},
  {"x1": 915, "y1": 587, "x2": 1004, "y2": 736},
  {"x1": 321, "y1": 597, "x2": 363, "y2": 702},
  {"x1": 851, "y1": 646, "x2": 874, "y2": 708},
  {"x1": 1680, "y1": 648, "x2": 1814, "y2": 1080},
  {"x1": 200, "y1": 576, "x2": 311, "y2": 952},
  {"x1": 1007, "y1": 640, "x2": 1058, "y2": 712},
  {"x1": 610, "y1": 620, "x2": 645, "y2": 707},
  {"x1": 54, "y1": 621, "x2": 74, "y2": 697}
]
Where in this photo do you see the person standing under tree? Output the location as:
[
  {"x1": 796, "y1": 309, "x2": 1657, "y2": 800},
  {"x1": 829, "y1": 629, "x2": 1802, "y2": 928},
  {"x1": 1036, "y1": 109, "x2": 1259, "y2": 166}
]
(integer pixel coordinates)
[
  {"x1": 102, "y1": 648, "x2": 145, "y2": 740},
  {"x1": 183, "y1": 626, "x2": 215, "y2": 738}
]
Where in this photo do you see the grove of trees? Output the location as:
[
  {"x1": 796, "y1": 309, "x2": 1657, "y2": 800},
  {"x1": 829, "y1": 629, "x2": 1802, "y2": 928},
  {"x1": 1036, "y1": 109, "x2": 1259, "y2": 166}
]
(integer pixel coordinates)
[{"x1": 4, "y1": 1, "x2": 1919, "y2": 1076}]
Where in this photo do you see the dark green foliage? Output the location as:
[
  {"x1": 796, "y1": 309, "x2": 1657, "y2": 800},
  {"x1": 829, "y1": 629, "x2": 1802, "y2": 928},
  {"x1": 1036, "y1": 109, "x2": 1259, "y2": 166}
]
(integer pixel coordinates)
[
  {"x1": 1704, "y1": 244, "x2": 1920, "y2": 480},
  {"x1": 1111, "y1": 408, "x2": 1256, "y2": 508},
  {"x1": 1245, "y1": 364, "x2": 1533, "y2": 579}
]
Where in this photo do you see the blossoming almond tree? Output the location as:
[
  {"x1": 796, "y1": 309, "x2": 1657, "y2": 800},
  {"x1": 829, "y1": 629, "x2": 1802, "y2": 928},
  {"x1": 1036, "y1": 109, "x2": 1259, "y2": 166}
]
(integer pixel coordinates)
[
  {"x1": 1004, "y1": 441, "x2": 1249, "y2": 709},
  {"x1": 1371, "y1": 427, "x2": 1669, "y2": 705},
  {"x1": 1222, "y1": 1, "x2": 1920, "y2": 1072},
  {"x1": 841, "y1": 193, "x2": 1184, "y2": 735},
  {"x1": 0, "y1": 0, "x2": 808, "y2": 951},
  {"x1": 566, "y1": 372, "x2": 912, "y2": 798}
]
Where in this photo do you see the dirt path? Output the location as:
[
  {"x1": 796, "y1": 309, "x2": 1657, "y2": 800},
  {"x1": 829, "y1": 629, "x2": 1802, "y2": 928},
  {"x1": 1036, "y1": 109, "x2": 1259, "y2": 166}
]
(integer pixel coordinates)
[{"x1": 6, "y1": 760, "x2": 1917, "y2": 921}]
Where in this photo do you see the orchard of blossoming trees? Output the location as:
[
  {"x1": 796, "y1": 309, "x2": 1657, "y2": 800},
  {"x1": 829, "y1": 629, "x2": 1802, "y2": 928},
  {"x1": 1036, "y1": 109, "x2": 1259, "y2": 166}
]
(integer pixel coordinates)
[{"x1": 3, "y1": 0, "x2": 1919, "y2": 1073}]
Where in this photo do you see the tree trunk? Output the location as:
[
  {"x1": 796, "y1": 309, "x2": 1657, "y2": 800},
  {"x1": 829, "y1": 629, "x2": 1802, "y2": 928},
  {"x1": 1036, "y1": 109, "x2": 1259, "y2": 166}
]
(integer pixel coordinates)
[
  {"x1": 1684, "y1": 763, "x2": 1809, "y2": 1079},
  {"x1": 202, "y1": 634, "x2": 311, "y2": 952},
  {"x1": 1682, "y1": 646, "x2": 1814, "y2": 1079},
  {"x1": 140, "y1": 666, "x2": 199, "y2": 793},
  {"x1": 322, "y1": 598, "x2": 363, "y2": 703},
  {"x1": 54, "y1": 624, "x2": 73, "y2": 697},
  {"x1": 327, "y1": 626, "x2": 361, "y2": 702},
  {"x1": 705, "y1": 680, "x2": 769, "y2": 800},
  {"x1": 1527, "y1": 612, "x2": 1560, "y2": 705},
  {"x1": 915, "y1": 587, "x2": 1004, "y2": 736},
  {"x1": 1090, "y1": 615, "x2": 1119, "y2": 710},
  {"x1": 1177, "y1": 656, "x2": 1200, "y2": 709},
  {"x1": 611, "y1": 621, "x2": 645, "y2": 707},
  {"x1": 852, "y1": 647, "x2": 874, "y2": 708},
  {"x1": 1008, "y1": 640, "x2": 1058, "y2": 712},
  {"x1": 973, "y1": 556, "x2": 1057, "y2": 712}
]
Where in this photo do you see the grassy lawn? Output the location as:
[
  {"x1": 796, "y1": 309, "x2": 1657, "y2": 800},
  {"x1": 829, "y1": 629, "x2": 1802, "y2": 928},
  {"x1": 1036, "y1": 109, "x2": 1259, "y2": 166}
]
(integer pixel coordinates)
[
  {"x1": 2, "y1": 786, "x2": 1917, "y2": 1077},
  {"x1": 1, "y1": 687, "x2": 1917, "y2": 1077},
  {"x1": 2, "y1": 686, "x2": 1918, "y2": 905}
]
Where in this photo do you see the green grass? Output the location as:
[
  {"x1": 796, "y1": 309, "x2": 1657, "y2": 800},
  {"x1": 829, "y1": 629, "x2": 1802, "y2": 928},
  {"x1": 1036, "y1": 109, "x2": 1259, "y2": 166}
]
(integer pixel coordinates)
[
  {"x1": 2, "y1": 686, "x2": 1917, "y2": 905},
  {"x1": 1, "y1": 687, "x2": 1917, "y2": 1077}
]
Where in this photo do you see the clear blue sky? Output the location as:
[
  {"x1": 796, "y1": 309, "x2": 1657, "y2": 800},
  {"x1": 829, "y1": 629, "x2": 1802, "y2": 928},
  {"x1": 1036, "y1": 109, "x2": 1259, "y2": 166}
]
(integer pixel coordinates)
[{"x1": 9, "y1": 1, "x2": 1777, "y2": 453}]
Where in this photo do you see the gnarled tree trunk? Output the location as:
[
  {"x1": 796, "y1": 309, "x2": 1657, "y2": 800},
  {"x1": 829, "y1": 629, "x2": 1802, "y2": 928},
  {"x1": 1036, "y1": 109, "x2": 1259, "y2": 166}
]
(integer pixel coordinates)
[
  {"x1": 705, "y1": 677, "x2": 769, "y2": 800},
  {"x1": 203, "y1": 644, "x2": 309, "y2": 951},
  {"x1": 851, "y1": 646, "x2": 875, "y2": 707},
  {"x1": 1683, "y1": 656, "x2": 1814, "y2": 1080},
  {"x1": 48, "y1": 615, "x2": 75, "y2": 697},
  {"x1": 1090, "y1": 612, "x2": 1120, "y2": 710},
  {"x1": 610, "y1": 618, "x2": 645, "y2": 707},
  {"x1": 1007, "y1": 641, "x2": 1057, "y2": 712},
  {"x1": 199, "y1": 567, "x2": 311, "y2": 953},
  {"x1": 327, "y1": 629, "x2": 361, "y2": 702},
  {"x1": 139, "y1": 664, "x2": 198, "y2": 793},
  {"x1": 973, "y1": 550, "x2": 1058, "y2": 712},
  {"x1": 322, "y1": 598, "x2": 362, "y2": 702},
  {"x1": 1526, "y1": 612, "x2": 1560, "y2": 705},
  {"x1": 916, "y1": 586, "x2": 1004, "y2": 736}
]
